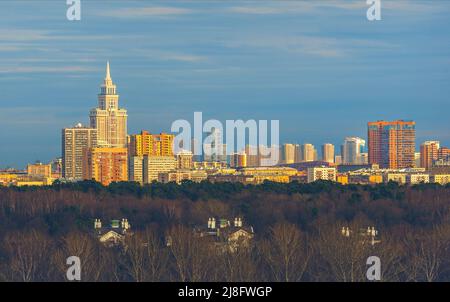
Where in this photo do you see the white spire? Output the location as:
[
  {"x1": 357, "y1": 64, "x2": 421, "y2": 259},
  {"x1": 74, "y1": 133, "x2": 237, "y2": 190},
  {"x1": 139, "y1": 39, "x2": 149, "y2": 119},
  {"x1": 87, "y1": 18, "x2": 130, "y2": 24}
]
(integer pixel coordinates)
[{"x1": 105, "y1": 61, "x2": 111, "y2": 80}]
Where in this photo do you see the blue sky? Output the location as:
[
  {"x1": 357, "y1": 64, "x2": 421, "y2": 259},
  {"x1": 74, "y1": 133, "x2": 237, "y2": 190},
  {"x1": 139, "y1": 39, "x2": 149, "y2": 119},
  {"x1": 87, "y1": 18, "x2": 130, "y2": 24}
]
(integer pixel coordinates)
[{"x1": 0, "y1": 0, "x2": 449, "y2": 168}]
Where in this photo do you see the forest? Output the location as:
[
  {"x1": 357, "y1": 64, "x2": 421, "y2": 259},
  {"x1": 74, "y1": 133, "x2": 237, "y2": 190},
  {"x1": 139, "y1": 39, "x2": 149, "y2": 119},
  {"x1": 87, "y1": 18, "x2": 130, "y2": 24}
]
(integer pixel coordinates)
[{"x1": 0, "y1": 180, "x2": 449, "y2": 282}]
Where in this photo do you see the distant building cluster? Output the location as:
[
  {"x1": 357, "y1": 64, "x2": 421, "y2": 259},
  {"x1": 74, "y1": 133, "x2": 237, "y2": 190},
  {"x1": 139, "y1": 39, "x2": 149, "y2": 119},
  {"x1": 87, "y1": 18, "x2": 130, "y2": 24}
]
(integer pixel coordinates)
[{"x1": 1, "y1": 63, "x2": 449, "y2": 187}]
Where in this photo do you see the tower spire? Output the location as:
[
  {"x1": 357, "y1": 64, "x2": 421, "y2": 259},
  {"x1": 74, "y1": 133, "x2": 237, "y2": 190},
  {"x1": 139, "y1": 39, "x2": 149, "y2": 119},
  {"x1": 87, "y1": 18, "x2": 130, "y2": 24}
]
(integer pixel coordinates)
[{"x1": 105, "y1": 61, "x2": 111, "y2": 80}]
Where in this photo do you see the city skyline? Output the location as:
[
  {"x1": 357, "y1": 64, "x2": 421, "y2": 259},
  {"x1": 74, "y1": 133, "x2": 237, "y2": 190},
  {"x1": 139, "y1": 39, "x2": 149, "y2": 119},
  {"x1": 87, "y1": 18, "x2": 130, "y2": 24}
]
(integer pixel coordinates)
[{"x1": 1, "y1": 1, "x2": 450, "y2": 168}]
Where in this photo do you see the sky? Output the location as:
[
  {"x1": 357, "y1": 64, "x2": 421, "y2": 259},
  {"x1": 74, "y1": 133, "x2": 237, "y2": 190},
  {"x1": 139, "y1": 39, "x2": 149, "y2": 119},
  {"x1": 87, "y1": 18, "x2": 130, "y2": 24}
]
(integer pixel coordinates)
[{"x1": 0, "y1": 0, "x2": 449, "y2": 168}]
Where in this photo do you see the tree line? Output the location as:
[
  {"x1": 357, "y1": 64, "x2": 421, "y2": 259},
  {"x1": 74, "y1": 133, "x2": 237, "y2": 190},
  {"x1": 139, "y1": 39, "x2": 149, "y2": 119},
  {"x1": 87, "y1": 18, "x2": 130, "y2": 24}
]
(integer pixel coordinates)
[{"x1": 0, "y1": 181, "x2": 449, "y2": 281}]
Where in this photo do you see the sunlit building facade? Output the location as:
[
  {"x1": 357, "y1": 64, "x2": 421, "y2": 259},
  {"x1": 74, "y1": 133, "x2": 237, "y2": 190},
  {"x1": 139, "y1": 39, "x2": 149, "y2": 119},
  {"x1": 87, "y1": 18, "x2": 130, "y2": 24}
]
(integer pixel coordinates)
[
  {"x1": 368, "y1": 120, "x2": 416, "y2": 169},
  {"x1": 89, "y1": 62, "x2": 128, "y2": 148}
]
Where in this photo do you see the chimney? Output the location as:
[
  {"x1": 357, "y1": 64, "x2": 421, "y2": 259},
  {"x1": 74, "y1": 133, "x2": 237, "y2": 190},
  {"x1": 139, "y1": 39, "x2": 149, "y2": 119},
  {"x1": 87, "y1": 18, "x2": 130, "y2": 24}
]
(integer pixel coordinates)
[
  {"x1": 234, "y1": 217, "x2": 239, "y2": 227},
  {"x1": 123, "y1": 219, "x2": 130, "y2": 231},
  {"x1": 211, "y1": 217, "x2": 216, "y2": 229},
  {"x1": 94, "y1": 219, "x2": 102, "y2": 229}
]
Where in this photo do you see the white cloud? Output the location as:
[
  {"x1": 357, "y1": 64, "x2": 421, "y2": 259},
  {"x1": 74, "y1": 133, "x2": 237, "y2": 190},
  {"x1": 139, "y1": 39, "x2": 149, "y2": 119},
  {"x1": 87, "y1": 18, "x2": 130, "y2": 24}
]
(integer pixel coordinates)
[
  {"x1": 160, "y1": 54, "x2": 207, "y2": 62},
  {"x1": 98, "y1": 6, "x2": 193, "y2": 18},
  {"x1": 228, "y1": 0, "x2": 442, "y2": 15},
  {"x1": 0, "y1": 29, "x2": 49, "y2": 41},
  {"x1": 0, "y1": 66, "x2": 98, "y2": 74}
]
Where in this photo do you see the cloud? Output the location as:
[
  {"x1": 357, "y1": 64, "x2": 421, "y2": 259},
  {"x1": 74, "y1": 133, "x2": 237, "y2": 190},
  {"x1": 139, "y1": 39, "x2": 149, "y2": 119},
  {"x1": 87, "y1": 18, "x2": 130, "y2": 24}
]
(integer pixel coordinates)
[
  {"x1": 0, "y1": 66, "x2": 98, "y2": 74},
  {"x1": 227, "y1": 0, "x2": 442, "y2": 15},
  {"x1": 158, "y1": 54, "x2": 207, "y2": 62},
  {"x1": 224, "y1": 35, "x2": 346, "y2": 58},
  {"x1": 228, "y1": 6, "x2": 304, "y2": 15},
  {"x1": 223, "y1": 33, "x2": 399, "y2": 58},
  {"x1": 0, "y1": 29, "x2": 49, "y2": 41},
  {"x1": 97, "y1": 6, "x2": 193, "y2": 18},
  {"x1": 228, "y1": 1, "x2": 365, "y2": 15}
]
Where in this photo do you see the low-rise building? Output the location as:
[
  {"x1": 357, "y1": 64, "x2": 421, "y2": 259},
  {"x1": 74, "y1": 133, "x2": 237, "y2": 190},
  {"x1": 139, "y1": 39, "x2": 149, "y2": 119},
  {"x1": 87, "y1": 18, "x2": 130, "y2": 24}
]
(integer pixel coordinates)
[
  {"x1": 158, "y1": 170, "x2": 192, "y2": 184},
  {"x1": 196, "y1": 217, "x2": 254, "y2": 253},
  {"x1": 407, "y1": 174, "x2": 430, "y2": 184},
  {"x1": 27, "y1": 162, "x2": 52, "y2": 178},
  {"x1": 432, "y1": 174, "x2": 450, "y2": 185},
  {"x1": 307, "y1": 167, "x2": 337, "y2": 183},
  {"x1": 94, "y1": 218, "x2": 132, "y2": 247},
  {"x1": 337, "y1": 174, "x2": 349, "y2": 185},
  {"x1": 143, "y1": 156, "x2": 176, "y2": 183},
  {"x1": 385, "y1": 173, "x2": 407, "y2": 184}
]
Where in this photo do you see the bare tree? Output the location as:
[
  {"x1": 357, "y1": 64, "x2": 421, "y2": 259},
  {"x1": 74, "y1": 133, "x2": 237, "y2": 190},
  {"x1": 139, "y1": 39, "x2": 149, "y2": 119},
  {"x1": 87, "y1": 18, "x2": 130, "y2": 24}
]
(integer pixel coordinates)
[
  {"x1": 124, "y1": 228, "x2": 168, "y2": 281},
  {"x1": 403, "y1": 226, "x2": 450, "y2": 282},
  {"x1": 166, "y1": 225, "x2": 212, "y2": 282},
  {"x1": 315, "y1": 222, "x2": 371, "y2": 282},
  {"x1": 259, "y1": 223, "x2": 311, "y2": 282},
  {"x1": 52, "y1": 232, "x2": 111, "y2": 281},
  {"x1": 3, "y1": 230, "x2": 53, "y2": 282}
]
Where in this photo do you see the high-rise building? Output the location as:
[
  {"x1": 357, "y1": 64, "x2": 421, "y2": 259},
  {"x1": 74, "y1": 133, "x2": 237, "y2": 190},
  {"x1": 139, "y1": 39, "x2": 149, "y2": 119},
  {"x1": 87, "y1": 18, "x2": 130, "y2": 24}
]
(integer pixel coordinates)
[
  {"x1": 176, "y1": 150, "x2": 193, "y2": 170},
  {"x1": 129, "y1": 156, "x2": 144, "y2": 184},
  {"x1": 129, "y1": 131, "x2": 174, "y2": 157},
  {"x1": 368, "y1": 120, "x2": 416, "y2": 169},
  {"x1": 50, "y1": 158, "x2": 63, "y2": 179},
  {"x1": 190, "y1": 138, "x2": 203, "y2": 162},
  {"x1": 143, "y1": 156, "x2": 177, "y2": 183},
  {"x1": 83, "y1": 147, "x2": 128, "y2": 186},
  {"x1": 321, "y1": 143, "x2": 335, "y2": 163},
  {"x1": 342, "y1": 137, "x2": 366, "y2": 164},
  {"x1": 230, "y1": 152, "x2": 247, "y2": 168},
  {"x1": 204, "y1": 127, "x2": 227, "y2": 163},
  {"x1": 301, "y1": 144, "x2": 316, "y2": 162},
  {"x1": 359, "y1": 152, "x2": 369, "y2": 164},
  {"x1": 281, "y1": 144, "x2": 295, "y2": 164},
  {"x1": 420, "y1": 141, "x2": 440, "y2": 170},
  {"x1": 62, "y1": 124, "x2": 97, "y2": 179},
  {"x1": 414, "y1": 152, "x2": 421, "y2": 168},
  {"x1": 245, "y1": 145, "x2": 260, "y2": 167},
  {"x1": 89, "y1": 62, "x2": 127, "y2": 148},
  {"x1": 438, "y1": 147, "x2": 450, "y2": 160},
  {"x1": 294, "y1": 144, "x2": 301, "y2": 163}
]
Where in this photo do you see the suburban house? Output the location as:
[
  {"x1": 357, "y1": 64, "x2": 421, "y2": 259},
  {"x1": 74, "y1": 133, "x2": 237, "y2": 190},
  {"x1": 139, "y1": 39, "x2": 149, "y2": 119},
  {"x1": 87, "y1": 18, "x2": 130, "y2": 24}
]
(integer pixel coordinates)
[{"x1": 94, "y1": 218, "x2": 132, "y2": 247}]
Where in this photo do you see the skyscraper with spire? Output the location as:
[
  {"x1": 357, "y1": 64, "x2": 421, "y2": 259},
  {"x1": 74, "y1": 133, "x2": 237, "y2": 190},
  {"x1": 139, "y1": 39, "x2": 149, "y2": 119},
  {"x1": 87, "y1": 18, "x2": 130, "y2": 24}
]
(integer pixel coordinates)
[{"x1": 89, "y1": 62, "x2": 128, "y2": 148}]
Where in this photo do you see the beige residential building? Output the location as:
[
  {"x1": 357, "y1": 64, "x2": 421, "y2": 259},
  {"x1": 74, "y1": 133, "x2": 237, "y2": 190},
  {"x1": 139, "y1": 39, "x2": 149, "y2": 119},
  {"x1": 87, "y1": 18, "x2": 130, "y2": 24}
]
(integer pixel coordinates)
[
  {"x1": 62, "y1": 124, "x2": 97, "y2": 179},
  {"x1": 158, "y1": 170, "x2": 192, "y2": 184},
  {"x1": 385, "y1": 173, "x2": 407, "y2": 184},
  {"x1": 129, "y1": 156, "x2": 144, "y2": 184},
  {"x1": 27, "y1": 162, "x2": 52, "y2": 178},
  {"x1": 281, "y1": 144, "x2": 295, "y2": 164},
  {"x1": 176, "y1": 150, "x2": 193, "y2": 170},
  {"x1": 89, "y1": 62, "x2": 127, "y2": 148},
  {"x1": 143, "y1": 156, "x2": 176, "y2": 183},
  {"x1": 302, "y1": 144, "x2": 316, "y2": 162},
  {"x1": 432, "y1": 174, "x2": 450, "y2": 185},
  {"x1": 245, "y1": 145, "x2": 260, "y2": 167},
  {"x1": 307, "y1": 167, "x2": 337, "y2": 183},
  {"x1": 407, "y1": 174, "x2": 430, "y2": 184},
  {"x1": 322, "y1": 143, "x2": 335, "y2": 163}
]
